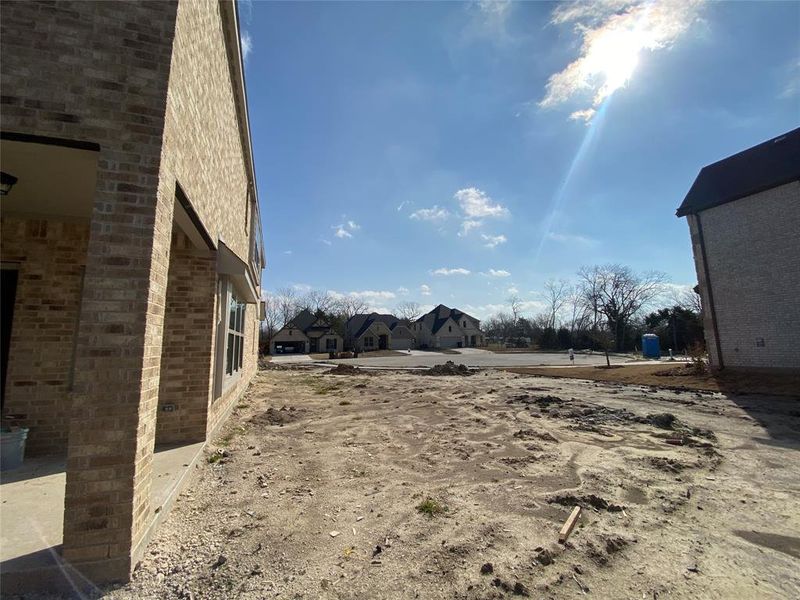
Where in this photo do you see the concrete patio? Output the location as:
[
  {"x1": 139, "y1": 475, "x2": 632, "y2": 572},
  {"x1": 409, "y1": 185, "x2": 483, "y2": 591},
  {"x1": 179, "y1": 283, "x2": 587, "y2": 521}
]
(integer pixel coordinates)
[{"x1": 0, "y1": 442, "x2": 204, "y2": 594}]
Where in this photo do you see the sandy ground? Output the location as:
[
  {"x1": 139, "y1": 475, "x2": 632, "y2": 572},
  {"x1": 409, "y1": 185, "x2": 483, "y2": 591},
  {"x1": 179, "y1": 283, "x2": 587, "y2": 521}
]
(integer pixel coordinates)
[
  {"x1": 506, "y1": 363, "x2": 800, "y2": 397},
  {"x1": 89, "y1": 365, "x2": 800, "y2": 599}
]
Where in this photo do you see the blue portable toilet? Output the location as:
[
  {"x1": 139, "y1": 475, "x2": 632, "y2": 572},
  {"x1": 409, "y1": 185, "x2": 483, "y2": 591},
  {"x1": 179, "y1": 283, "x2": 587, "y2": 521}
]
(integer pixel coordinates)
[{"x1": 642, "y1": 333, "x2": 660, "y2": 359}]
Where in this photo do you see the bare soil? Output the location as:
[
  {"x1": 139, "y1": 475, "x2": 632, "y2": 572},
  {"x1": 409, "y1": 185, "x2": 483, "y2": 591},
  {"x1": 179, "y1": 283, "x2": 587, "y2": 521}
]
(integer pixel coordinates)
[
  {"x1": 98, "y1": 367, "x2": 799, "y2": 599},
  {"x1": 507, "y1": 363, "x2": 800, "y2": 396}
]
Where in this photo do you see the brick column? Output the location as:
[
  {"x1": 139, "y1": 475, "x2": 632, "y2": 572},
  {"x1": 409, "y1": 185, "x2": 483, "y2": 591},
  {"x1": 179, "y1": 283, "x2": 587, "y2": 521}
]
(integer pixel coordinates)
[{"x1": 61, "y1": 153, "x2": 175, "y2": 579}]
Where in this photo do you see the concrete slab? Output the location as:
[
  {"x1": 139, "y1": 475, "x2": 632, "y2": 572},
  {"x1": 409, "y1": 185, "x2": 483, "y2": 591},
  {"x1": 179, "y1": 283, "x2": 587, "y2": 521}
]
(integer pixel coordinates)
[
  {"x1": 0, "y1": 442, "x2": 204, "y2": 586},
  {"x1": 270, "y1": 354, "x2": 312, "y2": 364}
]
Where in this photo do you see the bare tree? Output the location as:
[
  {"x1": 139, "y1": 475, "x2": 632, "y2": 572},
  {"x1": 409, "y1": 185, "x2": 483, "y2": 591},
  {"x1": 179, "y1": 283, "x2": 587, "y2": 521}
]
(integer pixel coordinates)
[
  {"x1": 395, "y1": 301, "x2": 422, "y2": 322},
  {"x1": 260, "y1": 294, "x2": 282, "y2": 354},
  {"x1": 671, "y1": 285, "x2": 702, "y2": 314},
  {"x1": 299, "y1": 290, "x2": 335, "y2": 315},
  {"x1": 275, "y1": 287, "x2": 300, "y2": 326},
  {"x1": 543, "y1": 279, "x2": 569, "y2": 330},
  {"x1": 565, "y1": 284, "x2": 591, "y2": 340},
  {"x1": 507, "y1": 294, "x2": 522, "y2": 325},
  {"x1": 577, "y1": 264, "x2": 668, "y2": 352},
  {"x1": 334, "y1": 295, "x2": 370, "y2": 323}
]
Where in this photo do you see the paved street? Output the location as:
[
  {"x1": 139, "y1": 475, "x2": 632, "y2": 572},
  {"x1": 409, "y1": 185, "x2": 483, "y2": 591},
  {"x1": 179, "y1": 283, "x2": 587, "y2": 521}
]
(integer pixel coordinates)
[{"x1": 327, "y1": 348, "x2": 644, "y2": 368}]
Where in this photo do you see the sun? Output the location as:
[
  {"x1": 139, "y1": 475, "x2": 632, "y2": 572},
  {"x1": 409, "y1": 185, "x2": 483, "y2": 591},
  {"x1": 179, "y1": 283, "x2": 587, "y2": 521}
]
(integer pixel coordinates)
[{"x1": 583, "y1": 28, "x2": 644, "y2": 102}]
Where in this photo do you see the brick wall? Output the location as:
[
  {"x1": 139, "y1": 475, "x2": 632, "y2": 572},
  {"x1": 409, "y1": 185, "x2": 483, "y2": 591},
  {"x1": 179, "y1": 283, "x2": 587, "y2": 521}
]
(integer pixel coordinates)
[
  {"x1": 1, "y1": 0, "x2": 261, "y2": 583},
  {"x1": 2, "y1": 0, "x2": 180, "y2": 579},
  {"x1": 155, "y1": 230, "x2": 215, "y2": 445},
  {"x1": 158, "y1": 0, "x2": 260, "y2": 439},
  {"x1": 1, "y1": 217, "x2": 89, "y2": 455},
  {"x1": 689, "y1": 181, "x2": 800, "y2": 369}
]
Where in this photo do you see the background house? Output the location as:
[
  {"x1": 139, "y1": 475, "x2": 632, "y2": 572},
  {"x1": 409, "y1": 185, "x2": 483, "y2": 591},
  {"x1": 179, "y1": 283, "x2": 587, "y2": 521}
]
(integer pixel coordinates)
[
  {"x1": 411, "y1": 305, "x2": 485, "y2": 349},
  {"x1": 677, "y1": 127, "x2": 800, "y2": 370},
  {"x1": 0, "y1": 0, "x2": 264, "y2": 590},
  {"x1": 346, "y1": 313, "x2": 415, "y2": 351},
  {"x1": 271, "y1": 309, "x2": 342, "y2": 354}
]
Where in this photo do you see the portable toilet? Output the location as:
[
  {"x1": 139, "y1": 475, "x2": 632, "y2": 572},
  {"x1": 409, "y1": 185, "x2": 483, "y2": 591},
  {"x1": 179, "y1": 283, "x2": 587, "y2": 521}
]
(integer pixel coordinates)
[{"x1": 642, "y1": 333, "x2": 660, "y2": 359}]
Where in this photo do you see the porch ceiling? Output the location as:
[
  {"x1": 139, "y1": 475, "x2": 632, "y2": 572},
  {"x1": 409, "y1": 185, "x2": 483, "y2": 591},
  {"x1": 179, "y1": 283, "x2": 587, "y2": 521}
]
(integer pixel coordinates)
[{"x1": 0, "y1": 139, "x2": 98, "y2": 220}]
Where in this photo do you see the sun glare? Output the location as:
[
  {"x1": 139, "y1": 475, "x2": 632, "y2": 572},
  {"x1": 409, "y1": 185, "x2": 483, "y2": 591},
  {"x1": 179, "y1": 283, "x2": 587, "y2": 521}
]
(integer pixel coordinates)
[{"x1": 583, "y1": 28, "x2": 644, "y2": 102}]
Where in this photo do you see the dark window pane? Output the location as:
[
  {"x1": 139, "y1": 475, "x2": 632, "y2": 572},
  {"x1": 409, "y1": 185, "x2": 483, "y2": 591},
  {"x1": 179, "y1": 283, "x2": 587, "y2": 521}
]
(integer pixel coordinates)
[{"x1": 226, "y1": 333, "x2": 234, "y2": 375}]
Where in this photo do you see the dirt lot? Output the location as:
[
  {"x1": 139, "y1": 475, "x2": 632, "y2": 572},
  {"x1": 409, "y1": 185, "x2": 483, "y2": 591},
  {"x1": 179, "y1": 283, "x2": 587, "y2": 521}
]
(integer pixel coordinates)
[
  {"x1": 506, "y1": 363, "x2": 800, "y2": 396},
  {"x1": 98, "y1": 366, "x2": 798, "y2": 599}
]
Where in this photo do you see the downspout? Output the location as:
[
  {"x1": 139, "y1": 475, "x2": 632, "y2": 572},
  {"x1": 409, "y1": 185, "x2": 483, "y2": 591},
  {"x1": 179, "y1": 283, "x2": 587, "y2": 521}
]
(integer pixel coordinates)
[{"x1": 694, "y1": 212, "x2": 724, "y2": 369}]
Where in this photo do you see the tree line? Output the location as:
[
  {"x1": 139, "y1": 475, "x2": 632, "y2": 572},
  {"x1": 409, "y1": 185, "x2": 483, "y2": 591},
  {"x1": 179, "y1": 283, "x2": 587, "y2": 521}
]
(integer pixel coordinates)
[{"x1": 484, "y1": 264, "x2": 704, "y2": 354}]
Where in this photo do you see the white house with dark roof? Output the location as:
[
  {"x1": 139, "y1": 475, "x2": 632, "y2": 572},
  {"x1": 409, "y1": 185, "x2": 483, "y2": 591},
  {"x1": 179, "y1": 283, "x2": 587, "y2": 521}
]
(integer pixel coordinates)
[
  {"x1": 676, "y1": 127, "x2": 800, "y2": 371},
  {"x1": 411, "y1": 304, "x2": 485, "y2": 349},
  {"x1": 271, "y1": 309, "x2": 343, "y2": 354},
  {"x1": 346, "y1": 313, "x2": 415, "y2": 352}
]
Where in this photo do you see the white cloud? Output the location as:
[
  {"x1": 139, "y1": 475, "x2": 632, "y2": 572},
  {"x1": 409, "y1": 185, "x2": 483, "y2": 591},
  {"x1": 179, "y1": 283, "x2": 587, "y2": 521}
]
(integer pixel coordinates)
[
  {"x1": 431, "y1": 267, "x2": 471, "y2": 276},
  {"x1": 507, "y1": 286, "x2": 520, "y2": 295},
  {"x1": 481, "y1": 233, "x2": 507, "y2": 248},
  {"x1": 540, "y1": 0, "x2": 705, "y2": 121},
  {"x1": 569, "y1": 108, "x2": 596, "y2": 122},
  {"x1": 332, "y1": 219, "x2": 359, "y2": 240},
  {"x1": 320, "y1": 239, "x2": 332, "y2": 246},
  {"x1": 330, "y1": 290, "x2": 397, "y2": 301},
  {"x1": 458, "y1": 219, "x2": 482, "y2": 237},
  {"x1": 487, "y1": 269, "x2": 511, "y2": 278},
  {"x1": 240, "y1": 31, "x2": 253, "y2": 60},
  {"x1": 292, "y1": 283, "x2": 312, "y2": 293},
  {"x1": 334, "y1": 226, "x2": 352, "y2": 239},
  {"x1": 420, "y1": 284, "x2": 432, "y2": 296},
  {"x1": 546, "y1": 231, "x2": 597, "y2": 245},
  {"x1": 779, "y1": 58, "x2": 800, "y2": 99},
  {"x1": 397, "y1": 200, "x2": 410, "y2": 212},
  {"x1": 410, "y1": 206, "x2": 450, "y2": 222},
  {"x1": 397, "y1": 286, "x2": 410, "y2": 295},
  {"x1": 283, "y1": 250, "x2": 292, "y2": 255},
  {"x1": 455, "y1": 188, "x2": 510, "y2": 219}
]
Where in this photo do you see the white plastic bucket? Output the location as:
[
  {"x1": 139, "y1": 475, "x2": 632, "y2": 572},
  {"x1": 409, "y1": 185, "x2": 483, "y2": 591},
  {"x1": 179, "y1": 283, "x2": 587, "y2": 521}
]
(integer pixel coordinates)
[{"x1": 1, "y1": 427, "x2": 29, "y2": 471}]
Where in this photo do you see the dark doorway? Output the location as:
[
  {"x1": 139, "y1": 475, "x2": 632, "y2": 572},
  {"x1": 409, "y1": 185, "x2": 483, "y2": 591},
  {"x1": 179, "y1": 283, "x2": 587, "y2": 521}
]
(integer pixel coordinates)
[
  {"x1": 1, "y1": 268, "x2": 19, "y2": 409},
  {"x1": 378, "y1": 334, "x2": 388, "y2": 350}
]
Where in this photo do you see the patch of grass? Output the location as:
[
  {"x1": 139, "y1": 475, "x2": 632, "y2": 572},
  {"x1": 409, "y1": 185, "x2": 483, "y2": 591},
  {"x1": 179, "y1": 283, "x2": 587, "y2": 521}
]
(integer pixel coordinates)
[
  {"x1": 207, "y1": 452, "x2": 223, "y2": 464},
  {"x1": 218, "y1": 425, "x2": 246, "y2": 447},
  {"x1": 416, "y1": 497, "x2": 448, "y2": 518},
  {"x1": 236, "y1": 403, "x2": 249, "y2": 409}
]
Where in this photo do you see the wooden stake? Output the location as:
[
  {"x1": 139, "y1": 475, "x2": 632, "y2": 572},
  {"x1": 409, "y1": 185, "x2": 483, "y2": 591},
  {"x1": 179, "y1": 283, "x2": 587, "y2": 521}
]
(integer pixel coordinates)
[{"x1": 558, "y1": 506, "x2": 582, "y2": 544}]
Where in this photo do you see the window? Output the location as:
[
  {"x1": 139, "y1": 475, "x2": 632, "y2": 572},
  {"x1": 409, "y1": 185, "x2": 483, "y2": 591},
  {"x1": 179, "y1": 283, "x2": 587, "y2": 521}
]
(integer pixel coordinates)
[
  {"x1": 365, "y1": 336, "x2": 374, "y2": 347},
  {"x1": 226, "y1": 289, "x2": 245, "y2": 376},
  {"x1": 448, "y1": 325, "x2": 452, "y2": 332},
  {"x1": 463, "y1": 321, "x2": 466, "y2": 327},
  {"x1": 326, "y1": 338, "x2": 337, "y2": 350}
]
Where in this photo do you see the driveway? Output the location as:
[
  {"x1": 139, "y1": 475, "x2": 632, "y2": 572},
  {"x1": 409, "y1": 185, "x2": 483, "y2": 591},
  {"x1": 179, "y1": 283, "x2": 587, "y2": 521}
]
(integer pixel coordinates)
[{"x1": 327, "y1": 350, "x2": 637, "y2": 369}]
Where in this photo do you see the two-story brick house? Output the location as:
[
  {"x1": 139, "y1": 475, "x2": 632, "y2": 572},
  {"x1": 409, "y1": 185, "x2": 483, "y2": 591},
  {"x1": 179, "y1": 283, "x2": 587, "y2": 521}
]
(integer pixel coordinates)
[
  {"x1": 1, "y1": 0, "x2": 264, "y2": 590},
  {"x1": 676, "y1": 128, "x2": 799, "y2": 370}
]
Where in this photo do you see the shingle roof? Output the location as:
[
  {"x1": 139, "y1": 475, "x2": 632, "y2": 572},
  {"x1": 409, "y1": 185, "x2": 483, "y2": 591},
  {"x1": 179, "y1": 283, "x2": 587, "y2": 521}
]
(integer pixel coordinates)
[
  {"x1": 417, "y1": 304, "x2": 479, "y2": 335},
  {"x1": 288, "y1": 309, "x2": 318, "y2": 333},
  {"x1": 676, "y1": 128, "x2": 800, "y2": 217},
  {"x1": 348, "y1": 313, "x2": 400, "y2": 339}
]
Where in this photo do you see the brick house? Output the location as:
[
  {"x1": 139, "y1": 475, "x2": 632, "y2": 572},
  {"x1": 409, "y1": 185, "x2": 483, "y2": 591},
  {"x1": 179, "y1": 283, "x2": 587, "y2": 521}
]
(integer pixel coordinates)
[
  {"x1": 411, "y1": 305, "x2": 485, "y2": 349},
  {"x1": 270, "y1": 308, "x2": 343, "y2": 354},
  {"x1": 676, "y1": 128, "x2": 800, "y2": 370},
  {"x1": 345, "y1": 313, "x2": 416, "y2": 352},
  {"x1": 1, "y1": 0, "x2": 264, "y2": 589}
]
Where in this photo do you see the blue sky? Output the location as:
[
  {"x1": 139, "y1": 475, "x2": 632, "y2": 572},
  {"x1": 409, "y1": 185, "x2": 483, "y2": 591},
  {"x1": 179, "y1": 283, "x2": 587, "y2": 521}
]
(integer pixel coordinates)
[{"x1": 242, "y1": 0, "x2": 799, "y2": 318}]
